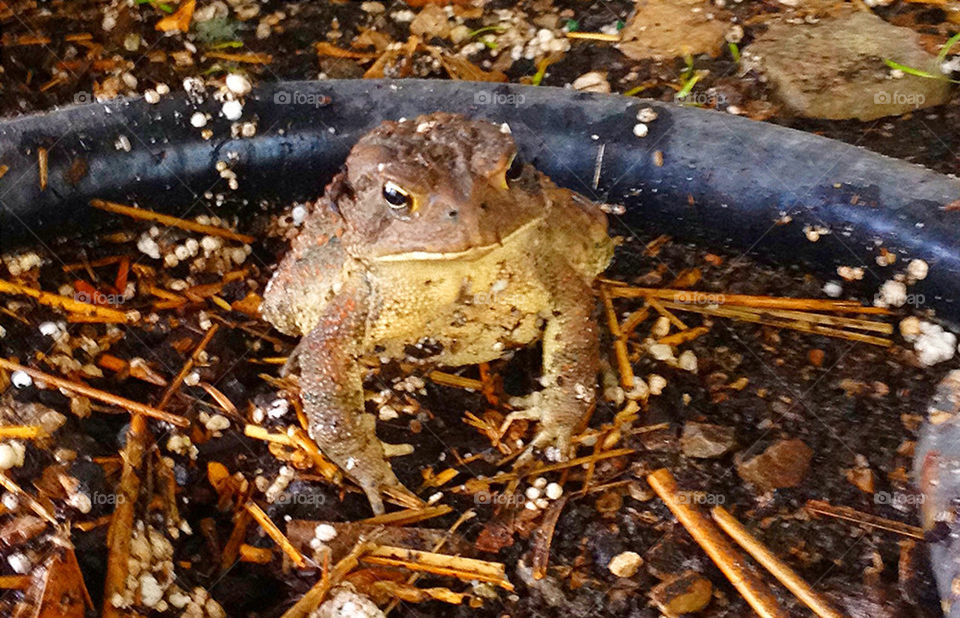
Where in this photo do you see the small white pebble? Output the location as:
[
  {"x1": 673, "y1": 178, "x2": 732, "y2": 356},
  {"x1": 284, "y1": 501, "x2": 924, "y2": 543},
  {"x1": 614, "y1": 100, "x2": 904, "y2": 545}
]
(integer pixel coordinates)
[
  {"x1": 11, "y1": 371, "x2": 31, "y2": 389},
  {"x1": 837, "y1": 266, "x2": 864, "y2": 281},
  {"x1": 632, "y1": 123, "x2": 649, "y2": 138},
  {"x1": 608, "y1": 551, "x2": 642, "y2": 578},
  {"x1": 144, "y1": 89, "x2": 160, "y2": 104},
  {"x1": 636, "y1": 107, "x2": 658, "y2": 122},
  {"x1": 222, "y1": 100, "x2": 243, "y2": 120},
  {"x1": 875, "y1": 280, "x2": 907, "y2": 308},
  {"x1": 678, "y1": 350, "x2": 698, "y2": 373},
  {"x1": 1, "y1": 493, "x2": 17, "y2": 510},
  {"x1": 314, "y1": 523, "x2": 338, "y2": 542},
  {"x1": 225, "y1": 73, "x2": 252, "y2": 96},
  {"x1": 155, "y1": 83, "x2": 170, "y2": 95},
  {"x1": 823, "y1": 281, "x2": 843, "y2": 298},
  {"x1": 140, "y1": 574, "x2": 163, "y2": 607},
  {"x1": 38, "y1": 321, "x2": 59, "y2": 336},
  {"x1": 647, "y1": 374, "x2": 667, "y2": 396},
  {"x1": 907, "y1": 258, "x2": 929, "y2": 281},
  {"x1": 525, "y1": 486, "x2": 541, "y2": 500},
  {"x1": 524, "y1": 500, "x2": 538, "y2": 511},
  {"x1": 204, "y1": 414, "x2": 230, "y2": 432},
  {"x1": 533, "y1": 477, "x2": 547, "y2": 489},
  {"x1": 7, "y1": 553, "x2": 31, "y2": 574},
  {"x1": 190, "y1": 112, "x2": 207, "y2": 128},
  {"x1": 545, "y1": 482, "x2": 563, "y2": 500},
  {"x1": 648, "y1": 343, "x2": 675, "y2": 361}
]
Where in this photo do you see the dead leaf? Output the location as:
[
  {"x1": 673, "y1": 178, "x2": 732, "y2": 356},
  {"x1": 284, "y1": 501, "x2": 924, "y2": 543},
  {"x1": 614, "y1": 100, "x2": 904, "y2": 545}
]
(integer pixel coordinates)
[
  {"x1": 156, "y1": 0, "x2": 195, "y2": 33},
  {"x1": 436, "y1": 50, "x2": 508, "y2": 82},
  {"x1": 315, "y1": 42, "x2": 379, "y2": 60}
]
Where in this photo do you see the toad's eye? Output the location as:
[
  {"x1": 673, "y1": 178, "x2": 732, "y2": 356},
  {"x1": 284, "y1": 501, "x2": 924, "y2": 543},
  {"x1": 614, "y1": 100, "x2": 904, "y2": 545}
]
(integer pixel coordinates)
[
  {"x1": 506, "y1": 154, "x2": 524, "y2": 181},
  {"x1": 382, "y1": 181, "x2": 413, "y2": 211}
]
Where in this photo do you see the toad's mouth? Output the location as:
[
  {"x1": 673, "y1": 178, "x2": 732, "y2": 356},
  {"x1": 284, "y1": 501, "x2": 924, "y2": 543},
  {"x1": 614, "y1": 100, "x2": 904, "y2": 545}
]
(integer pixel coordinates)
[{"x1": 371, "y1": 217, "x2": 541, "y2": 263}]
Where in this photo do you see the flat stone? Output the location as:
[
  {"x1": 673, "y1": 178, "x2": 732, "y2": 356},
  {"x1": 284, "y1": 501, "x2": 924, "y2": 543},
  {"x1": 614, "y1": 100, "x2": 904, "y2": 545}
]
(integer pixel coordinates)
[
  {"x1": 680, "y1": 422, "x2": 737, "y2": 458},
  {"x1": 737, "y1": 439, "x2": 813, "y2": 491},
  {"x1": 618, "y1": 0, "x2": 730, "y2": 61},
  {"x1": 746, "y1": 11, "x2": 951, "y2": 120}
]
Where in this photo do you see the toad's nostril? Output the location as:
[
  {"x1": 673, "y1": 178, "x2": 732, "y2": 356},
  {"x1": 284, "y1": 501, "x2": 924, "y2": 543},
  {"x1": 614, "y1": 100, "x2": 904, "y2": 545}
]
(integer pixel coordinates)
[{"x1": 448, "y1": 210, "x2": 458, "y2": 219}]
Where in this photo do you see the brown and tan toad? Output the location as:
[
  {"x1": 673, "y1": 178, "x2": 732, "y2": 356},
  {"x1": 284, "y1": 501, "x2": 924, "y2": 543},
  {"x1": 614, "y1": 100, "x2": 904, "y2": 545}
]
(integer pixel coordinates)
[{"x1": 261, "y1": 113, "x2": 614, "y2": 514}]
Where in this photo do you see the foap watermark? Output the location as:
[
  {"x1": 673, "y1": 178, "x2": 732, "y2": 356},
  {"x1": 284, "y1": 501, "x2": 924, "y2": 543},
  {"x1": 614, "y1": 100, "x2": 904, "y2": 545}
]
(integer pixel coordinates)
[
  {"x1": 75, "y1": 290, "x2": 126, "y2": 305},
  {"x1": 874, "y1": 491, "x2": 924, "y2": 507},
  {"x1": 91, "y1": 491, "x2": 126, "y2": 506},
  {"x1": 273, "y1": 90, "x2": 331, "y2": 107},
  {"x1": 675, "y1": 90, "x2": 726, "y2": 107},
  {"x1": 474, "y1": 90, "x2": 525, "y2": 106},
  {"x1": 874, "y1": 90, "x2": 925, "y2": 107},
  {"x1": 672, "y1": 291, "x2": 726, "y2": 306},
  {"x1": 275, "y1": 492, "x2": 328, "y2": 507},
  {"x1": 675, "y1": 491, "x2": 726, "y2": 506},
  {"x1": 474, "y1": 491, "x2": 524, "y2": 507},
  {"x1": 73, "y1": 91, "x2": 94, "y2": 105}
]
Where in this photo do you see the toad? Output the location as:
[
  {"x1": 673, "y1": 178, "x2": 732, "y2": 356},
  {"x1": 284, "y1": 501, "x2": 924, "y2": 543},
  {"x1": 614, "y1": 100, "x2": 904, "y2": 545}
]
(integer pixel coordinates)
[{"x1": 261, "y1": 113, "x2": 614, "y2": 514}]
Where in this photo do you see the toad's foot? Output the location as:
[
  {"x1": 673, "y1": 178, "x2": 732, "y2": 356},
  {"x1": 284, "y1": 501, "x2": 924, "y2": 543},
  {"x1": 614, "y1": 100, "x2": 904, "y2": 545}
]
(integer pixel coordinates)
[
  {"x1": 502, "y1": 390, "x2": 579, "y2": 464},
  {"x1": 345, "y1": 446, "x2": 422, "y2": 515}
]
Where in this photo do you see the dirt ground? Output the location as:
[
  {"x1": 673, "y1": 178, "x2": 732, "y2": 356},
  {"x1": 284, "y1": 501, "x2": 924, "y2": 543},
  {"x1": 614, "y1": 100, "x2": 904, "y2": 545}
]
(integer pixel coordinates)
[{"x1": 0, "y1": 0, "x2": 957, "y2": 617}]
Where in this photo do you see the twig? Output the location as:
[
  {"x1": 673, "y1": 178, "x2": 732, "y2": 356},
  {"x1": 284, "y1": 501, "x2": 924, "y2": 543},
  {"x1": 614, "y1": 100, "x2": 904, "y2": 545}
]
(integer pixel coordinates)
[
  {"x1": 0, "y1": 359, "x2": 188, "y2": 427},
  {"x1": 103, "y1": 413, "x2": 150, "y2": 618},
  {"x1": 805, "y1": 500, "x2": 924, "y2": 539},
  {"x1": 359, "y1": 504, "x2": 452, "y2": 526},
  {"x1": 0, "y1": 472, "x2": 56, "y2": 525},
  {"x1": 157, "y1": 325, "x2": 219, "y2": 410},
  {"x1": 245, "y1": 501, "x2": 308, "y2": 568},
  {"x1": 0, "y1": 279, "x2": 132, "y2": 322},
  {"x1": 647, "y1": 469, "x2": 787, "y2": 618},
  {"x1": 281, "y1": 540, "x2": 375, "y2": 618},
  {"x1": 384, "y1": 509, "x2": 476, "y2": 615},
  {"x1": 90, "y1": 199, "x2": 255, "y2": 243},
  {"x1": 37, "y1": 147, "x2": 47, "y2": 191},
  {"x1": 603, "y1": 284, "x2": 892, "y2": 314},
  {"x1": 659, "y1": 301, "x2": 892, "y2": 346},
  {"x1": 0, "y1": 425, "x2": 44, "y2": 440},
  {"x1": 647, "y1": 297, "x2": 687, "y2": 331},
  {"x1": 565, "y1": 32, "x2": 620, "y2": 41},
  {"x1": 429, "y1": 370, "x2": 484, "y2": 391},
  {"x1": 362, "y1": 545, "x2": 513, "y2": 590},
  {"x1": 711, "y1": 506, "x2": 844, "y2": 618},
  {"x1": 532, "y1": 496, "x2": 568, "y2": 580},
  {"x1": 600, "y1": 286, "x2": 635, "y2": 390}
]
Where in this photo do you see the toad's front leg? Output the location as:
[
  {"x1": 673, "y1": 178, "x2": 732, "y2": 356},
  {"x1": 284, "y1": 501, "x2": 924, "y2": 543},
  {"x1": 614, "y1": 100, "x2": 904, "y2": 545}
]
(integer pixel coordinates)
[
  {"x1": 293, "y1": 277, "x2": 417, "y2": 515},
  {"x1": 507, "y1": 263, "x2": 600, "y2": 461}
]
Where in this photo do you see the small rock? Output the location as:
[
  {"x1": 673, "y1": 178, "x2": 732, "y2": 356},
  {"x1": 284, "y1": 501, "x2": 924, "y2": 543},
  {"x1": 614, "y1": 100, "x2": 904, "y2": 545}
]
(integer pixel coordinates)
[
  {"x1": 907, "y1": 258, "x2": 928, "y2": 281},
  {"x1": 680, "y1": 422, "x2": 737, "y2": 459},
  {"x1": 619, "y1": 0, "x2": 730, "y2": 60},
  {"x1": 410, "y1": 4, "x2": 450, "y2": 40},
  {"x1": 737, "y1": 439, "x2": 813, "y2": 491},
  {"x1": 222, "y1": 100, "x2": 243, "y2": 120},
  {"x1": 649, "y1": 571, "x2": 713, "y2": 615},
  {"x1": 746, "y1": 11, "x2": 951, "y2": 120},
  {"x1": 608, "y1": 551, "x2": 643, "y2": 578},
  {"x1": 572, "y1": 71, "x2": 610, "y2": 93},
  {"x1": 225, "y1": 73, "x2": 252, "y2": 96}
]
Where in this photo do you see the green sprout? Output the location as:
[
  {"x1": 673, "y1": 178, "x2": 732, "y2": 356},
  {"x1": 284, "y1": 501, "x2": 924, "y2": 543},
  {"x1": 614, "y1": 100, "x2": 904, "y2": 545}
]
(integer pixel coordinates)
[
  {"x1": 564, "y1": 19, "x2": 580, "y2": 33},
  {"x1": 208, "y1": 40, "x2": 244, "y2": 50},
  {"x1": 135, "y1": 0, "x2": 174, "y2": 13},
  {"x1": 728, "y1": 42, "x2": 740, "y2": 63},
  {"x1": 882, "y1": 31, "x2": 960, "y2": 83}
]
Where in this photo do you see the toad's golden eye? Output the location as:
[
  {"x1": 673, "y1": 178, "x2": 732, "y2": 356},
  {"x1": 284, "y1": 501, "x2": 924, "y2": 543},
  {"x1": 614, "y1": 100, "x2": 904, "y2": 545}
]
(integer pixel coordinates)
[
  {"x1": 506, "y1": 154, "x2": 524, "y2": 181},
  {"x1": 382, "y1": 181, "x2": 413, "y2": 211}
]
